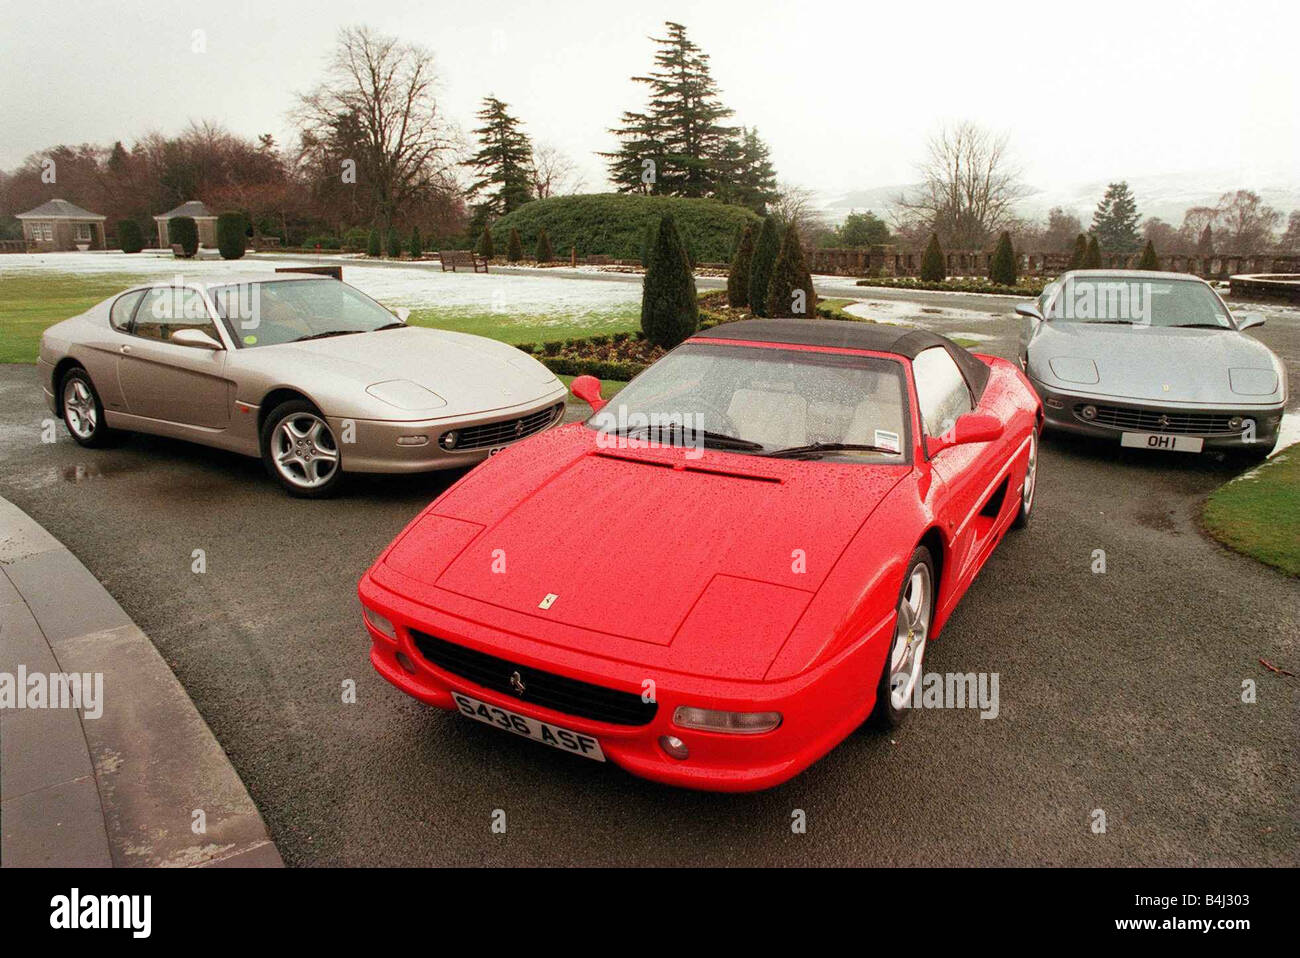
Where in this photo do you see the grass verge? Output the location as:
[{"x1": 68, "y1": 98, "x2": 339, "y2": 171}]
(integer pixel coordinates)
[{"x1": 1202, "y1": 450, "x2": 1300, "y2": 576}]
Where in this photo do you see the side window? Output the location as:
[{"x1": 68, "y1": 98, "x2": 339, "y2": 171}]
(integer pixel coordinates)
[
  {"x1": 109, "y1": 290, "x2": 145, "y2": 331},
  {"x1": 912, "y1": 347, "x2": 972, "y2": 437},
  {"x1": 133, "y1": 286, "x2": 219, "y2": 343}
]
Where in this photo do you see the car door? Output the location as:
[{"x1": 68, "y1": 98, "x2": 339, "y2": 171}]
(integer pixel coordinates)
[{"x1": 117, "y1": 284, "x2": 232, "y2": 429}]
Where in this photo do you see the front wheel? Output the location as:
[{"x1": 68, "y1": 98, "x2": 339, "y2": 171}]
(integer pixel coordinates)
[
  {"x1": 60, "y1": 367, "x2": 119, "y2": 447},
  {"x1": 260, "y1": 400, "x2": 344, "y2": 498},
  {"x1": 869, "y1": 546, "x2": 935, "y2": 729},
  {"x1": 1012, "y1": 427, "x2": 1039, "y2": 529}
]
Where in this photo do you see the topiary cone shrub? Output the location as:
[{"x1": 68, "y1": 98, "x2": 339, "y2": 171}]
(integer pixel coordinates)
[
  {"x1": 409, "y1": 226, "x2": 422, "y2": 259},
  {"x1": 367, "y1": 228, "x2": 381, "y2": 257},
  {"x1": 216, "y1": 212, "x2": 248, "y2": 260},
  {"x1": 920, "y1": 233, "x2": 946, "y2": 282},
  {"x1": 1068, "y1": 233, "x2": 1088, "y2": 269},
  {"x1": 507, "y1": 228, "x2": 523, "y2": 263},
  {"x1": 766, "y1": 222, "x2": 817, "y2": 318},
  {"x1": 535, "y1": 227, "x2": 553, "y2": 263},
  {"x1": 748, "y1": 215, "x2": 781, "y2": 317},
  {"x1": 1137, "y1": 239, "x2": 1159, "y2": 270},
  {"x1": 727, "y1": 224, "x2": 755, "y2": 308},
  {"x1": 641, "y1": 213, "x2": 698, "y2": 349},
  {"x1": 117, "y1": 219, "x2": 144, "y2": 254},
  {"x1": 1084, "y1": 234, "x2": 1102, "y2": 269},
  {"x1": 477, "y1": 226, "x2": 495, "y2": 259},
  {"x1": 989, "y1": 231, "x2": 1016, "y2": 286},
  {"x1": 169, "y1": 216, "x2": 199, "y2": 257},
  {"x1": 386, "y1": 228, "x2": 401, "y2": 258}
]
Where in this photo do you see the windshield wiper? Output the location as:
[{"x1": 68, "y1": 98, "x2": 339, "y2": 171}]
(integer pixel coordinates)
[
  {"x1": 763, "y1": 441, "x2": 898, "y2": 459},
  {"x1": 622, "y1": 423, "x2": 765, "y2": 451},
  {"x1": 374, "y1": 322, "x2": 407, "y2": 330},
  {"x1": 293, "y1": 329, "x2": 364, "y2": 342},
  {"x1": 1169, "y1": 323, "x2": 1225, "y2": 328},
  {"x1": 1089, "y1": 320, "x2": 1135, "y2": 325}
]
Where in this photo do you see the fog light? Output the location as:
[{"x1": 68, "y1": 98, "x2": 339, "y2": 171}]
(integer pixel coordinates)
[
  {"x1": 397, "y1": 434, "x2": 429, "y2": 446},
  {"x1": 659, "y1": 735, "x2": 689, "y2": 760},
  {"x1": 1044, "y1": 396, "x2": 1065, "y2": 409},
  {"x1": 439, "y1": 430, "x2": 459, "y2": 450},
  {"x1": 1080, "y1": 404, "x2": 1098, "y2": 421},
  {"x1": 395, "y1": 651, "x2": 417, "y2": 674},
  {"x1": 673, "y1": 706, "x2": 783, "y2": 734},
  {"x1": 363, "y1": 607, "x2": 396, "y2": 640},
  {"x1": 1228, "y1": 416, "x2": 1244, "y2": 430}
]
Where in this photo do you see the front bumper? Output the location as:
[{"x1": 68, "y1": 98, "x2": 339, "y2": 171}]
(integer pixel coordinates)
[
  {"x1": 1029, "y1": 377, "x2": 1284, "y2": 451},
  {"x1": 358, "y1": 570, "x2": 891, "y2": 792},
  {"x1": 331, "y1": 387, "x2": 567, "y2": 473}
]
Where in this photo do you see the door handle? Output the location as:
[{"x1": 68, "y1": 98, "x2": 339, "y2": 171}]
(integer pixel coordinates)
[{"x1": 119, "y1": 345, "x2": 132, "y2": 354}]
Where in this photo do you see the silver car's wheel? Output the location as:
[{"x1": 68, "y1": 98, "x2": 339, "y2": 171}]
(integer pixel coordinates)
[
  {"x1": 271, "y1": 412, "x2": 339, "y2": 490},
  {"x1": 888, "y1": 562, "x2": 932, "y2": 710},
  {"x1": 63, "y1": 378, "x2": 97, "y2": 439}
]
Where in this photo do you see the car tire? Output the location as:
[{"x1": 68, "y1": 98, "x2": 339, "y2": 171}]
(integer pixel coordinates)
[
  {"x1": 59, "y1": 366, "x2": 119, "y2": 448},
  {"x1": 260, "y1": 399, "x2": 344, "y2": 498},
  {"x1": 1012, "y1": 427, "x2": 1039, "y2": 529},
  {"x1": 869, "y1": 546, "x2": 935, "y2": 729}
]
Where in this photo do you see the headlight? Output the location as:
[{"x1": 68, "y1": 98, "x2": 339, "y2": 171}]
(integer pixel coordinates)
[
  {"x1": 363, "y1": 606, "x2": 396, "y2": 639},
  {"x1": 672, "y1": 706, "x2": 782, "y2": 734}
]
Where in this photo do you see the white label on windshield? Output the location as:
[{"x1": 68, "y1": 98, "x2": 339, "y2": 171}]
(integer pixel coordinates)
[{"x1": 874, "y1": 429, "x2": 901, "y2": 453}]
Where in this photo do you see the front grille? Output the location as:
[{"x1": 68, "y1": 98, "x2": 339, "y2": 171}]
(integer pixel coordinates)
[
  {"x1": 1075, "y1": 404, "x2": 1239, "y2": 435},
  {"x1": 448, "y1": 403, "x2": 563, "y2": 451},
  {"x1": 410, "y1": 629, "x2": 658, "y2": 727}
]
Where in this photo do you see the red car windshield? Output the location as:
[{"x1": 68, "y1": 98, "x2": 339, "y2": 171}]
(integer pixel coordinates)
[{"x1": 588, "y1": 342, "x2": 911, "y2": 461}]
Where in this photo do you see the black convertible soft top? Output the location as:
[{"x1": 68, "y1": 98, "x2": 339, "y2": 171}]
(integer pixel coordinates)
[{"x1": 693, "y1": 318, "x2": 991, "y2": 401}]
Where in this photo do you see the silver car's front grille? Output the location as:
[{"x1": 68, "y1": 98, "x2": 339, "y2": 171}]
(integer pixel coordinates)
[
  {"x1": 1075, "y1": 404, "x2": 1238, "y2": 435},
  {"x1": 447, "y1": 402, "x2": 564, "y2": 451}
]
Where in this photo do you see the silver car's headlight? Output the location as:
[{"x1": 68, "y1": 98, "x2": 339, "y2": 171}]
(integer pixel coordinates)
[
  {"x1": 365, "y1": 380, "x2": 447, "y2": 410},
  {"x1": 1048, "y1": 356, "x2": 1099, "y2": 384}
]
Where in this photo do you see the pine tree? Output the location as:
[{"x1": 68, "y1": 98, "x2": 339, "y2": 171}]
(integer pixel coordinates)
[
  {"x1": 386, "y1": 227, "x2": 401, "y2": 258},
  {"x1": 1138, "y1": 239, "x2": 1160, "y2": 270},
  {"x1": 641, "y1": 213, "x2": 699, "y2": 348},
  {"x1": 1091, "y1": 182, "x2": 1141, "y2": 253},
  {"x1": 727, "y1": 224, "x2": 755, "y2": 307},
  {"x1": 766, "y1": 223, "x2": 816, "y2": 319},
  {"x1": 477, "y1": 226, "x2": 495, "y2": 259},
  {"x1": 1068, "y1": 233, "x2": 1088, "y2": 269},
  {"x1": 535, "y1": 227, "x2": 553, "y2": 263},
  {"x1": 715, "y1": 128, "x2": 780, "y2": 214},
  {"x1": 409, "y1": 226, "x2": 422, "y2": 258},
  {"x1": 1084, "y1": 234, "x2": 1102, "y2": 268},
  {"x1": 507, "y1": 228, "x2": 523, "y2": 263},
  {"x1": 463, "y1": 97, "x2": 534, "y2": 219},
  {"x1": 748, "y1": 215, "x2": 781, "y2": 317},
  {"x1": 601, "y1": 22, "x2": 738, "y2": 198},
  {"x1": 920, "y1": 233, "x2": 946, "y2": 282},
  {"x1": 367, "y1": 228, "x2": 381, "y2": 257},
  {"x1": 989, "y1": 231, "x2": 1016, "y2": 286}
]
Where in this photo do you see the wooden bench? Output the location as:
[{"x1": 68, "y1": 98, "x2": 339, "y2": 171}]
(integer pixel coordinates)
[{"x1": 439, "y1": 249, "x2": 489, "y2": 273}]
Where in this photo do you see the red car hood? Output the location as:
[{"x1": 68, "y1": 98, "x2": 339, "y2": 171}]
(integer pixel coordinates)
[{"x1": 385, "y1": 430, "x2": 906, "y2": 669}]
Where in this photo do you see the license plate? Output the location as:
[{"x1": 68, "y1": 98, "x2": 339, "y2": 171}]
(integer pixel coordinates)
[
  {"x1": 451, "y1": 692, "x2": 606, "y2": 762},
  {"x1": 1120, "y1": 432, "x2": 1204, "y2": 453}
]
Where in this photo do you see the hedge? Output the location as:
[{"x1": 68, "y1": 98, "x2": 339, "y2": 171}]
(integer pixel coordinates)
[
  {"x1": 117, "y1": 219, "x2": 144, "y2": 254},
  {"x1": 216, "y1": 212, "x2": 248, "y2": 260},
  {"x1": 169, "y1": 216, "x2": 198, "y2": 257}
]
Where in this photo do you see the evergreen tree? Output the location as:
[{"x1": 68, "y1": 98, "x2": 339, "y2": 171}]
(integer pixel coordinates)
[
  {"x1": 386, "y1": 227, "x2": 401, "y2": 258},
  {"x1": 1068, "y1": 233, "x2": 1088, "y2": 269},
  {"x1": 1083, "y1": 234, "x2": 1102, "y2": 268},
  {"x1": 602, "y1": 21, "x2": 738, "y2": 198},
  {"x1": 1091, "y1": 182, "x2": 1142, "y2": 252},
  {"x1": 507, "y1": 227, "x2": 524, "y2": 263},
  {"x1": 367, "y1": 228, "x2": 381, "y2": 257},
  {"x1": 766, "y1": 223, "x2": 816, "y2": 319},
  {"x1": 989, "y1": 231, "x2": 1016, "y2": 286},
  {"x1": 117, "y1": 220, "x2": 144, "y2": 254},
  {"x1": 477, "y1": 226, "x2": 495, "y2": 258},
  {"x1": 748, "y1": 215, "x2": 781, "y2": 317},
  {"x1": 726, "y1": 224, "x2": 755, "y2": 307},
  {"x1": 641, "y1": 213, "x2": 698, "y2": 348},
  {"x1": 1138, "y1": 239, "x2": 1160, "y2": 270},
  {"x1": 216, "y1": 212, "x2": 248, "y2": 260},
  {"x1": 463, "y1": 96, "x2": 534, "y2": 220},
  {"x1": 715, "y1": 127, "x2": 780, "y2": 214},
  {"x1": 1197, "y1": 224, "x2": 1215, "y2": 257},
  {"x1": 535, "y1": 227, "x2": 553, "y2": 263},
  {"x1": 920, "y1": 233, "x2": 946, "y2": 282},
  {"x1": 409, "y1": 226, "x2": 422, "y2": 258},
  {"x1": 170, "y1": 217, "x2": 199, "y2": 257}
]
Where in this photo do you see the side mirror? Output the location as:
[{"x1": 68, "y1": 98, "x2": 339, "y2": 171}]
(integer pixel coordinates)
[
  {"x1": 1236, "y1": 312, "x2": 1265, "y2": 330},
  {"x1": 393, "y1": 306, "x2": 411, "y2": 322},
  {"x1": 570, "y1": 374, "x2": 606, "y2": 412},
  {"x1": 926, "y1": 412, "x2": 1004, "y2": 456},
  {"x1": 170, "y1": 328, "x2": 224, "y2": 350},
  {"x1": 1015, "y1": 303, "x2": 1044, "y2": 321}
]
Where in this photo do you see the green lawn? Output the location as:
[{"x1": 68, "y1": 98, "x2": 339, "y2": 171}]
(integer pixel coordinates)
[
  {"x1": 404, "y1": 306, "x2": 639, "y2": 345},
  {"x1": 0, "y1": 273, "x2": 146, "y2": 363},
  {"x1": 1202, "y1": 451, "x2": 1300, "y2": 577}
]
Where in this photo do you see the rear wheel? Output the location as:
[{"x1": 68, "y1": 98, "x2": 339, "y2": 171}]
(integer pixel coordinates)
[
  {"x1": 1013, "y1": 428, "x2": 1039, "y2": 529},
  {"x1": 60, "y1": 367, "x2": 118, "y2": 447},
  {"x1": 260, "y1": 400, "x2": 343, "y2": 498},
  {"x1": 869, "y1": 546, "x2": 935, "y2": 729}
]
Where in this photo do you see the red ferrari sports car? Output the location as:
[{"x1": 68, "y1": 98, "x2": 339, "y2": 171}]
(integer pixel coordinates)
[{"x1": 359, "y1": 318, "x2": 1043, "y2": 791}]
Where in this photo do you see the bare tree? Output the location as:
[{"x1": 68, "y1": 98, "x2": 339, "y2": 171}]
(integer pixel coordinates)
[
  {"x1": 772, "y1": 182, "x2": 829, "y2": 242},
  {"x1": 530, "y1": 142, "x2": 585, "y2": 199},
  {"x1": 295, "y1": 26, "x2": 456, "y2": 230},
  {"x1": 895, "y1": 121, "x2": 1025, "y2": 250},
  {"x1": 1214, "y1": 190, "x2": 1281, "y2": 254}
]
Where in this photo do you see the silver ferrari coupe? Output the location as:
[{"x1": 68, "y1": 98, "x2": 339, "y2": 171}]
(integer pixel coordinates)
[
  {"x1": 39, "y1": 272, "x2": 568, "y2": 495},
  {"x1": 1017, "y1": 270, "x2": 1286, "y2": 459}
]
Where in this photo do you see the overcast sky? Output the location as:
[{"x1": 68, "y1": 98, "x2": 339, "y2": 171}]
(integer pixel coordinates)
[{"x1": 1, "y1": 0, "x2": 1296, "y2": 200}]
